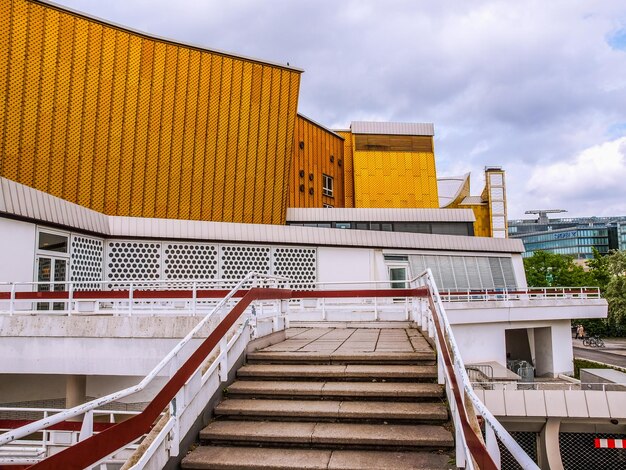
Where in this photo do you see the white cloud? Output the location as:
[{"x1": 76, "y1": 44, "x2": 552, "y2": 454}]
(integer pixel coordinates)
[{"x1": 525, "y1": 137, "x2": 626, "y2": 216}]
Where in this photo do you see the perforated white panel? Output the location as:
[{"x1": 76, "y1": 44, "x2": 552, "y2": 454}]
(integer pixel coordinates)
[
  {"x1": 272, "y1": 247, "x2": 317, "y2": 288},
  {"x1": 106, "y1": 241, "x2": 161, "y2": 284},
  {"x1": 219, "y1": 245, "x2": 271, "y2": 280},
  {"x1": 70, "y1": 235, "x2": 104, "y2": 290},
  {"x1": 164, "y1": 243, "x2": 218, "y2": 280}
]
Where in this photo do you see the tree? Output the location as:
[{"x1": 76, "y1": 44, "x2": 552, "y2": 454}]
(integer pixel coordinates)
[
  {"x1": 523, "y1": 251, "x2": 594, "y2": 288},
  {"x1": 603, "y1": 250, "x2": 626, "y2": 336},
  {"x1": 524, "y1": 251, "x2": 606, "y2": 336},
  {"x1": 586, "y1": 247, "x2": 611, "y2": 291}
]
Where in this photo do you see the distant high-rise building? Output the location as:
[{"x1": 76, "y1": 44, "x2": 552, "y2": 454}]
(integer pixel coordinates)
[{"x1": 508, "y1": 214, "x2": 626, "y2": 258}]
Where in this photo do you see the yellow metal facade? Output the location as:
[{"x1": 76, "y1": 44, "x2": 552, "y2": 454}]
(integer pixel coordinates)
[
  {"x1": 465, "y1": 204, "x2": 492, "y2": 237},
  {"x1": 289, "y1": 115, "x2": 345, "y2": 208},
  {"x1": 335, "y1": 130, "x2": 355, "y2": 208},
  {"x1": 351, "y1": 149, "x2": 439, "y2": 209},
  {"x1": 0, "y1": 0, "x2": 301, "y2": 224}
]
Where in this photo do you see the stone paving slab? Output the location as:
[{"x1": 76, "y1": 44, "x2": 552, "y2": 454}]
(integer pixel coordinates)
[
  {"x1": 320, "y1": 382, "x2": 444, "y2": 398},
  {"x1": 215, "y1": 399, "x2": 447, "y2": 421},
  {"x1": 337, "y1": 401, "x2": 447, "y2": 421},
  {"x1": 200, "y1": 421, "x2": 453, "y2": 448},
  {"x1": 201, "y1": 420, "x2": 316, "y2": 443},
  {"x1": 227, "y1": 380, "x2": 444, "y2": 399},
  {"x1": 215, "y1": 399, "x2": 341, "y2": 419},
  {"x1": 237, "y1": 364, "x2": 437, "y2": 379},
  {"x1": 181, "y1": 446, "x2": 452, "y2": 470},
  {"x1": 182, "y1": 445, "x2": 332, "y2": 469},
  {"x1": 311, "y1": 423, "x2": 453, "y2": 447},
  {"x1": 328, "y1": 449, "x2": 452, "y2": 470},
  {"x1": 247, "y1": 351, "x2": 435, "y2": 364}
]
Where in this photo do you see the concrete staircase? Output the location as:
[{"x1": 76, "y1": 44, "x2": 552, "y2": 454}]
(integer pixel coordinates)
[{"x1": 182, "y1": 328, "x2": 454, "y2": 469}]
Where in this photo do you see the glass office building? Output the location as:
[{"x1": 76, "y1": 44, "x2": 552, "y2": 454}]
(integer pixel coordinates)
[{"x1": 508, "y1": 216, "x2": 626, "y2": 259}]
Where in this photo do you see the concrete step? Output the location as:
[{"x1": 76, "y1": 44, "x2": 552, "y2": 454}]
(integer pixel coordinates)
[
  {"x1": 237, "y1": 364, "x2": 437, "y2": 382},
  {"x1": 200, "y1": 420, "x2": 454, "y2": 450},
  {"x1": 246, "y1": 351, "x2": 436, "y2": 365},
  {"x1": 181, "y1": 445, "x2": 452, "y2": 469},
  {"x1": 226, "y1": 380, "x2": 444, "y2": 400},
  {"x1": 215, "y1": 399, "x2": 448, "y2": 422}
]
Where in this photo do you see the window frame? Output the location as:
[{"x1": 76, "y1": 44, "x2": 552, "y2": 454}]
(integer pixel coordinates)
[{"x1": 322, "y1": 174, "x2": 334, "y2": 198}]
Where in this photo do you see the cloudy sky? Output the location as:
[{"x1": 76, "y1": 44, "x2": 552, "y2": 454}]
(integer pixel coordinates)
[{"x1": 55, "y1": 0, "x2": 626, "y2": 219}]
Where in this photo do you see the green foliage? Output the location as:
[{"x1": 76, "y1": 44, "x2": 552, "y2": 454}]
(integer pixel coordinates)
[
  {"x1": 523, "y1": 251, "x2": 593, "y2": 288},
  {"x1": 524, "y1": 250, "x2": 626, "y2": 337},
  {"x1": 604, "y1": 250, "x2": 626, "y2": 336},
  {"x1": 572, "y1": 358, "x2": 614, "y2": 379},
  {"x1": 587, "y1": 247, "x2": 611, "y2": 291}
]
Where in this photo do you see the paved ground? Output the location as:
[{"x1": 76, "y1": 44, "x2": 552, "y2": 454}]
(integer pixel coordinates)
[
  {"x1": 572, "y1": 337, "x2": 626, "y2": 368},
  {"x1": 262, "y1": 327, "x2": 433, "y2": 355}
]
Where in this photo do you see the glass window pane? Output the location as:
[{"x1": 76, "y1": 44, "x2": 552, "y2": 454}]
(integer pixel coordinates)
[{"x1": 38, "y1": 232, "x2": 68, "y2": 253}]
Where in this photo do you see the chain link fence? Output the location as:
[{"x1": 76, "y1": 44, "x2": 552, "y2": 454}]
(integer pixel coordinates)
[
  {"x1": 497, "y1": 431, "x2": 539, "y2": 470},
  {"x1": 560, "y1": 432, "x2": 626, "y2": 470}
]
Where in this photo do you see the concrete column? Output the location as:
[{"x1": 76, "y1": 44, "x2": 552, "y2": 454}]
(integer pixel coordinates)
[
  {"x1": 65, "y1": 375, "x2": 87, "y2": 408},
  {"x1": 539, "y1": 418, "x2": 563, "y2": 470}
]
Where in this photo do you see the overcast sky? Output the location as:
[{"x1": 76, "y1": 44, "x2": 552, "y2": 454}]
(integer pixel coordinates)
[{"x1": 55, "y1": 0, "x2": 626, "y2": 220}]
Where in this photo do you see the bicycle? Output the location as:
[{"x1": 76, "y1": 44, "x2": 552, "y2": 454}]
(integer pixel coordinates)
[{"x1": 582, "y1": 336, "x2": 605, "y2": 347}]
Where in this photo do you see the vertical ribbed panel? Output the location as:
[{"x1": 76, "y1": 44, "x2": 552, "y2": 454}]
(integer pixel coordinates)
[
  {"x1": 289, "y1": 115, "x2": 344, "y2": 208},
  {"x1": 0, "y1": 0, "x2": 301, "y2": 224},
  {"x1": 336, "y1": 130, "x2": 354, "y2": 208}
]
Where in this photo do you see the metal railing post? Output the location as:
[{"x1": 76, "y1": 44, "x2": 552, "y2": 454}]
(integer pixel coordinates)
[
  {"x1": 79, "y1": 411, "x2": 93, "y2": 441},
  {"x1": 9, "y1": 282, "x2": 15, "y2": 316},
  {"x1": 68, "y1": 282, "x2": 74, "y2": 316},
  {"x1": 192, "y1": 281, "x2": 197, "y2": 316},
  {"x1": 129, "y1": 282, "x2": 134, "y2": 316}
]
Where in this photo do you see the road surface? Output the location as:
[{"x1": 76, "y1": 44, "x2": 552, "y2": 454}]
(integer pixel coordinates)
[{"x1": 573, "y1": 346, "x2": 626, "y2": 369}]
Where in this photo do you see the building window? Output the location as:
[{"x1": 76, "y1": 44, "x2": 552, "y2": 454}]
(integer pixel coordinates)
[
  {"x1": 322, "y1": 174, "x2": 333, "y2": 197},
  {"x1": 323, "y1": 203, "x2": 334, "y2": 208}
]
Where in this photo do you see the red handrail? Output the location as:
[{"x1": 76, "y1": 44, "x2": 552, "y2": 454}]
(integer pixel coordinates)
[
  {"x1": 27, "y1": 287, "x2": 291, "y2": 469},
  {"x1": 427, "y1": 292, "x2": 498, "y2": 470}
]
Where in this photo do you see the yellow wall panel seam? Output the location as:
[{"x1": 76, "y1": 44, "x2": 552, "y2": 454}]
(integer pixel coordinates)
[
  {"x1": 0, "y1": 0, "x2": 15, "y2": 177},
  {"x1": 142, "y1": 41, "x2": 166, "y2": 218},
  {"x1": 212, "y1": 57, "x2": 233, "y2": 222},
  {"x1": 196, "y1": 54, "x2": 215, "y2": 221},
  {"x1": 154, "y1": 44, "x2": 177, "y2": 218},
  {"x1": 185, "y1": 50, "x2": 205, "y2": 220},
  {"x1": 129, "y1": 37, "x2": 154, "y2": 217},
  {"x1": 166, "y1": 46, "x2": 189, "y2": 219},
  {"x1": 222, "y1": 59, "x2": 242, "y2": 222},
  {"x1": 233, "y1": 61, "x2": 252, "y2": 223},
  {"x1": 174, "y1": 48, "x2": 197, "y2": 220},
  {"x1": 202, "y1": 54, "x2": 222, "y2": 221},
  {"x1": 89, "y1": 26, "x2": 111, "y2": 212},
  {"x1": 18, "y1": 1, "x2": 43, "y2": 187},
  {"x1": 252, "y1": 65, "x2": 271, "y2": 224},
  {"x1": 243, "y1": 63, "x2": 262, "y2": 223}
]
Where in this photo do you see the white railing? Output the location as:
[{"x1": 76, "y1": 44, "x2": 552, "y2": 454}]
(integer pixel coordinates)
[
  {"x1": 0, "y1": 277, "x2": 284, "y2": 316},
  {"x1": 413, "y1": 269, "x2": 539, "y2": 469},
  {"x1": 0, "y1": 407, "x2": 140, "y2": 466},
  {"x1": 0, "y1": 279, "x2": 602, "y2": 317},
  {"x1": 0, "y1": 272, "x2": 289, "y2": 465},
  {"x1": 473, "y1": 382, "x2": 626, "y2": 391},
  {"x1": 438, "y1": 286, "x2": 601, "y2": 302}
]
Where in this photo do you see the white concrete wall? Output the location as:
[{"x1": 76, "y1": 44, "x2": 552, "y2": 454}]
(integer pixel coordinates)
[
  {"x1": 511, "y1": 253, "x2": 527, "y2": 288},
  {"x1": 452, "y1": 323, "x2": 507, "y2": 365},
  {"x1": 0, "y1": 217, "x2": 35, "y2": 283},
  {"x1": 318, "y1": 247, "x2": 380, "y2": 286},
  {"x1": 551, "y1": 320, "x2": 575, "y2": 375},
  {"x1": 451, "y1": 319, "x2": 575, "y2": 375},
  {"x1": 534, "y1": 327, "x2": 554, "y2": 376}
]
